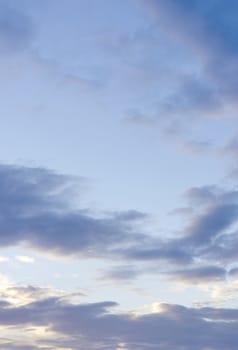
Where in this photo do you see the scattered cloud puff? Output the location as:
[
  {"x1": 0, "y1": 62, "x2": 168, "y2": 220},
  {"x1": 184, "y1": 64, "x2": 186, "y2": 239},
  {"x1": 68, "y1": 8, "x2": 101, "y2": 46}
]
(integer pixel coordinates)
[{"x1": 97, "y1": 265, "x2": 141, "y2": 283}]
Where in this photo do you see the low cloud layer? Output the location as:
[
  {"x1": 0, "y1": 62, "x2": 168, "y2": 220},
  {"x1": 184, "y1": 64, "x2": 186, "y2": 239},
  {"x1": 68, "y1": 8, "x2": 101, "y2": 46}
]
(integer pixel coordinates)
[{"x1": 0, "y1": 284, "x2": 238, "y2": 350}]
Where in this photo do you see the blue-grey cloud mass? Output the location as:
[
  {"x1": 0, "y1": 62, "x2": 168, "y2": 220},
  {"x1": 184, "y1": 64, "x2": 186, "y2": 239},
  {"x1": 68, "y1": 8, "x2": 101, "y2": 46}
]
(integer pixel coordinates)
[
  {"x1": 1, "y1": 164, "x2": 238, "y2": 273},
  {"x1": 0, "y1": 2, "x2": 34, "y2": 53},
  {"x1": 0, "y1": 164, "x2": 149, "y2": 258},
  {"x1": 0, "y1": 288, "x2": 238, "y2": 349}
]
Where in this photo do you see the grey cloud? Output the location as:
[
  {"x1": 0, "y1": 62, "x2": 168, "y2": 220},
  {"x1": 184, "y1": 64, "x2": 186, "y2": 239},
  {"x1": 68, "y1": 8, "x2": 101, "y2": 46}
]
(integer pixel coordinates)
[
  {"x1": 0, "y1": 3, "x2": 34, "y2": 53},
  {"x1": 168, "y1": 206, "x2": 193, "y2": 217},
  {"x1": 123, "y1": 110, "x2": 158, "y2": 128},
  {"x1": 184, "y1": 203, "x2": 238, "y2": 245},
  {"x1": 207, "y1": 230, "x2": 238, "y2": 263},
  {"x1": 0, "y1": 344, "x2": 52, "y2": 350},
  {"x1": 163, "y1": 185, "x2": 238, "y2": 267},
  {"x1": 179, "y1": 139, "x2": 212, "y2": 154},
  {"x1": 121, "y1": 183, "x2": 238, "y2": 269},
  {"x1": 184, "y1": 186, "x2": 221, "y2": 206},
  {"x1": 222, "y1": 136, "x2": 238, "y2": 158},
  {"x1": 171, "y1": 184, "x2": 238, "y2": 248},
  {"x1": 136, "y1": 0, "x2": 238, "y2": 141},
  {"x1": 0, "y1": 163, "x2": 194, "y2": 266},
  {"x1": 121, "y1": 187, "x2": 238, "y2": 264},
  {"x1": 173, "y1": 185, "x2": 238, "y2": 267},
  {"x1": 145, "y1": 0, "x2": 238, "y2": 60},
  {"x1": 1, "y1": 163, "x2": 238, "y2": 271},
  {"x1": 98, "y1": 265, "x2": 141, "y2": 282},
  {"x1": 168, "y1": 265, "x2": 226, "y2": 284},
  {"x1": 228, "y1": 267, "x2": 238, "y2": 277},
  {"x1": 0, "y1": 164, "x2": 147, "y2": 258},
  {"x1": 1, "y1": 292, "x2": 238, "y2": 349},
  {"x1": 0, "y1": 284, "x2": 64, "y2": 305},
  {"x1": 121, "y1": 241, "x2": 193, "y2": 264},
  {"x1": 111, "y1": 210, "x2": 148, "y2": 222},
  {"x1": 226, "y1": 167, "x2": 238, "y2": 181},
  {"x1": 160, "y1": 75, "x2": 222, "y2": 119}
]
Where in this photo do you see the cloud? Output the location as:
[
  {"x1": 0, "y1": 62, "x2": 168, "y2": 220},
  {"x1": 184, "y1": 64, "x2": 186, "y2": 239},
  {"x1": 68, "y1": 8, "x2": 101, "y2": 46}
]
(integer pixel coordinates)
[
  {"x1": 1, "y1": 163, "x2": 238, "y2": 279},
  {"x1": 123, "y1": 109, "x2": 158, "y2": 128},
  {"x1": 168, "y1": 265, "x2": 226, "y2": 285},
  {"x1": 121, "y1": 241, "x2": 192, "y2": 264},
  {"x1": 159, "y1": 75, "x2": 223, "y2": 120},
  {"x1": 221, "y1": 135, "x2": 238, "y2": 157},
  {"x1": 183, "y1": 185, "x2": 221, "y2": 206},
  {"x1": 0, "y1": 280, "x2": 64, "y2": 306},
  {"x1": 15, "y1": 256, "x2": 35, "y2": 263},
  {"x1": 110, "y1": 210, "x2": 148, "y2": 222},
  {"x1": 0, "y1": 289, "x2": 238, "y2": 349},
  {"x1": 168, "y1": 206, "x2": 193, "y2": 217},
  {"x1": 0, "y1": 164, "x2": 147, "y2": 259},
  {"x1": 0, "y1": 256, "x2": 9, "y2": 263},
  {"x1": 98, "y1": 265, "x2": 141, "y2": 283},
  {"x1": 118, "y1": 182, "x2": 238, "y2": 273},
  {"x1": 0, "y1": 3, "x2": 34, "y2": 53},
  {"x1": 168, "y1": 185, "x2": 238, "y2": 270},
  {"x1": 183, "y1": 203, "x2": 238, "y2": 245},
  {"x1": 144, "y1": 0, "x2": 238, "y2": 62},
  {"x1": 229, "y1": 268, "x2": 238, "y2": 277},
  {"x1": 211, "y1": 279, "x2": 238, "y2": 305},
  {"x1": 133, "y1": 0, "x2": 238, "y2": 155},
  {"x1": 178, "y1": 139, "x2": 212, "y2": 154}
]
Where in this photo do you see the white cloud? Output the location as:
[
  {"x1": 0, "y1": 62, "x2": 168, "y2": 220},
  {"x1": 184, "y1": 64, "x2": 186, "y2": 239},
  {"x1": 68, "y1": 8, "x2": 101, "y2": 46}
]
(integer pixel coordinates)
[
  {"x1": 0, "y1": 256, "x2": 9, "y2": 263},
  {"x1": 15, "y1": 255, "x2": 35, "y2": 263}
]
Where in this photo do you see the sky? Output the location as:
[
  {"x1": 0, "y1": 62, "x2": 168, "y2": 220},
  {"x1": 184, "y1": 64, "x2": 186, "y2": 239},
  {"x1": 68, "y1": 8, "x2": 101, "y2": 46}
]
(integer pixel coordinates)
[{"x1": 0, "y1": 0, "x2": 238, "y2": 349}]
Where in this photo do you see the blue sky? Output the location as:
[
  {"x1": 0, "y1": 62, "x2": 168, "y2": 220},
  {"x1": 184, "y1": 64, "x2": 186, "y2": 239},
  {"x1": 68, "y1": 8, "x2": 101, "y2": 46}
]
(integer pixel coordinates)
[{"x1": 0, "y1": 0, "x2": 238, "y2": 349}]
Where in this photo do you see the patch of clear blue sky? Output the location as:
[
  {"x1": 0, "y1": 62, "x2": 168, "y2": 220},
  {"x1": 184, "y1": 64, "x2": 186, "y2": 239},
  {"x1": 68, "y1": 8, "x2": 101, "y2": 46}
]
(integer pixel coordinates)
[{"x1": 0, "y1": 0, "x2": 227, "y2": 222}]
